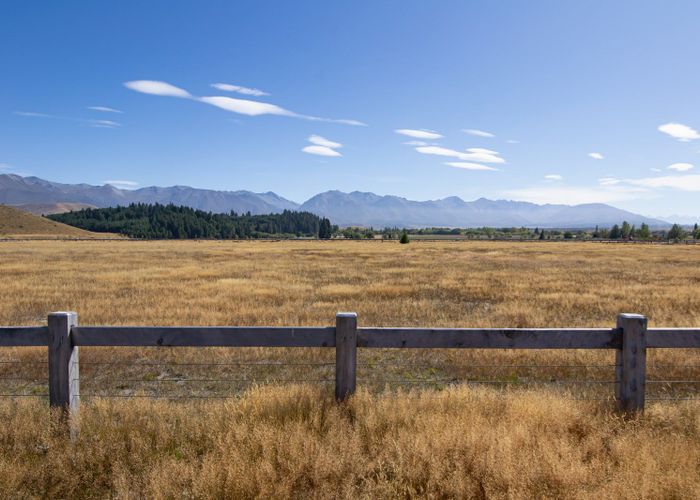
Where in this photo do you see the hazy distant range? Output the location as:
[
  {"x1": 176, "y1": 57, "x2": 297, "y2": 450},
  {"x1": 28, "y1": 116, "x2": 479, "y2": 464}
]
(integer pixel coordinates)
[{"x1": 0, "y1": 174, "x2": 669, "y2": 229}]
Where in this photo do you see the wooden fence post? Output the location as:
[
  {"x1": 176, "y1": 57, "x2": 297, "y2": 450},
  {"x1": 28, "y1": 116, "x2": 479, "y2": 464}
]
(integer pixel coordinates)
[
  {"x1": 335, "y1": 312, "x2": 357, "y2": 402},
  {"x1": 48, "y1": 312, "x2": 79, "y2": 414},
  {"x1": 616, "y1": 313, "x2": 647, "y2": 413}
]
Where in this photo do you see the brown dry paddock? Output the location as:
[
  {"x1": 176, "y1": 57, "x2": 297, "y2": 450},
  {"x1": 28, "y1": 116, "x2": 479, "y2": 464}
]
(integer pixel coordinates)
[{"x1": 0, "y1": 240, "x2": 699, "y2": 497}]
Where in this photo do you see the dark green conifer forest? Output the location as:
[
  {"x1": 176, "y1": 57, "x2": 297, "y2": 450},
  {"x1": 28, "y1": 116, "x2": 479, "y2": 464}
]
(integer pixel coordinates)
[{"x1": 49, "y1": 204, "x2": 334, "y2": 239}]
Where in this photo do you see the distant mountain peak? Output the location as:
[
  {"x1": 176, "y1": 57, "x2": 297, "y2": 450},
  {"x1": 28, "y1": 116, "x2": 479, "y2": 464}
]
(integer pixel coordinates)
[
  {"x1": 0, "y1": 174, "x2": 299, "y2": 215},
  {"x1": 299, "y1": 189, "x2": 667, "y2": 228},
  {"x1": 0, "y1": 174, "x2": 668, "y2": 228}
]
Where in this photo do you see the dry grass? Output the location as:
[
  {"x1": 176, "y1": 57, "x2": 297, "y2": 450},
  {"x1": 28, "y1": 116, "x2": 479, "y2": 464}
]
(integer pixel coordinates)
[
  {"x1": 0, "y1": 386, "x2": 698, "y2": 498},
  {"x1": 1, "y1": 239, "x2": 698, "y2": 327},
  {"x1": 0, "y1": 240, "x2": 698, "y2": 497}
]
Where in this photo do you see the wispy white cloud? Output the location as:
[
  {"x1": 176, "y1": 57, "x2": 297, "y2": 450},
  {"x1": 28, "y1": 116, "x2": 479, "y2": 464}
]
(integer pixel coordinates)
[
  {"x1": 595, "y1": 170, "x2": 700, "y2": 193},
  {"x1": 507, "y1": 167, "x2": 700, "y2": 204},
  {"x1": 308, "y1": 135, "x2": 342, "y2": 148},
  {"x1": 124, "y1": 79, "x2": 365, "y2": 125},
  {"x1": 302, "y1": 145, "x2": 341, "y2": 157},
  {"x1": 414, "y1": 146, "x2": 464, "y2": 159},
  {"x1": 403, "y1": 140, "x2": 428, "y2": 146},
  {"x1": 305, "y1": 117, "x2": 366, "y2": 126},
  {"x1": 463, "y1": 129, "x2": 495, "y2": 138},
  {"x1": 303, "y1": 135, "x2": 342, "y2": 157},
  {"x1": 627, "y1": 174, "x2": 700, "y2": 191},
  {"x1": 88, "y1": 106, "x2": 123, "y2": 114},
  {"x1": 395, "y1": 129, "x2": 443, "y2": 140},
  {"x1": 589, "y1": 152, "x2": 604, "y2": 160},
  {"x1": 104, "y1": 180, "x2": 139, "y2": 189},
  {"x1": 504, "y1": 185, "x2": 647, "y2": 205},
  {"x1": 598, "y1": 177, "x2": 621, "y2": 186},
  {"x1": 15, "y1": 110, "x2": 121, "y2": 129},
  {"x1": 445, "y1": 162, "x2": 498, "y2": 171},
  {"x1": 14, "y1": 111, "x2": 52, "y2": 117},
  {"x1": 464, "y1": 148, "x2": 505, "y2": 163},
  {"x1": 415, "y1": 145, "x2": 505, "y2": 164},
  {"x1": 124, "y1": 80, "x2": 191, "y2": 98},
  {"x1": 650, "y1": 168, "x2": 662, "y2": 172},
  {"x1": 544, "y1": 174, "x2": 563, "y2": 181},
  {"x1": 211, "y1": 83, "x2": 269, "y2": 97},
  {"x1": 658, "y1": 122, "x2": 700, "y2": 142},
  {"x1": 0, "y1": 162, "x2": 12, "y2": 171},
  {"x1": 199, "y1": 95, "x2": 292, "y2": 117},
  {"x1": 667, "y1": 162, "x2": 694, "y2": 172},
  {"x1": 467, "y1": 148, "x2": 499, "y2": 155},
  {"x1": 506, "y1": 139, "x2": 520, "y2": 144},
  {"x1": 89, "y1": 119, "x2": 121, "y2": 129},
  {"x1": 327, "y1": 118, "x2": 366, "y2": 126}
]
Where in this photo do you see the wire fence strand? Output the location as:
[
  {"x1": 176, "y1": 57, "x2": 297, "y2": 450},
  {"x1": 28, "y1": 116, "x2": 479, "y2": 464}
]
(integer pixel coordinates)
[
  {"x1": 2, "y1": 354, "x2": 698, "y2": 403},
  {"x1": 78, "y1": 361, "x2": 336, "y2": 367}
]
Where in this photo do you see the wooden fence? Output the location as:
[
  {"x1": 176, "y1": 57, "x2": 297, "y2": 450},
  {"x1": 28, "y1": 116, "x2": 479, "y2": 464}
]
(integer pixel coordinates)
[{"x1": 1, "y1": 312, "x2": 699, "y2": 414}]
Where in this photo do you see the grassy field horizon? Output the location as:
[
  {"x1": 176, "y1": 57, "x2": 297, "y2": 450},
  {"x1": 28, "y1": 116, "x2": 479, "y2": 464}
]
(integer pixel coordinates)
[
  {"x1": 0, "y1": 240, "x2": 698, "y2": 497},
  {"x1": 1, "y1": 239, "x2": 698, "y2": 327}
]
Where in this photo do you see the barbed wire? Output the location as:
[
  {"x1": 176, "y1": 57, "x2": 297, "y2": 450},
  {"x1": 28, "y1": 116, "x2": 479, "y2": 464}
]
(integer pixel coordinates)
[
  {"x1": 0, "y1": 360, "x2": 47, "y2": 364},
  {"x1": 647, "y1": 364, "x2": 700, "y2": 369},
  {"x1": 72, "y1": 378, "x2": 333, "y2": 383},
  {"x1": 647, "y1": 380, "x2": 700, "y2": 384},
  {"x1": 358, "y1": 379, "x2": 618, "y2": 384},
  {"x1": 647, "y1": 397, "x2": 700, "y2": 401},
  {"x1": 0, "y1": 393, "x2": 47, "y2": 398},
  {"x1": 1, "y1": 355, "x2": 698, "y2": 402},
  {"x1": 357, "y1": 363, "x2": 621, "y2": 368},
  {"x1": 568, "y1": 397, "x2": 617, "y2": 401},
  {"x1": 5, "y1": 360, "x2": 697, "y2": 369},
  {"x1": 77, "y1": 360, "x2": 335, "y2": 367},
  {"x1": 0, "y1": 377, "x2": 48, "y2": 382},
  {"x1": 76, "y1": 393, "x2": 239, "y2": 400}
]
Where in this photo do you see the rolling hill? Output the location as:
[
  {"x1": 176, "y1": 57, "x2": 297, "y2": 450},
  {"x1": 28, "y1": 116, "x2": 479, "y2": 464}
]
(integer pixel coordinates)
[{"x1": 0, "y1": 205, "x2": 109, "y2": 238}]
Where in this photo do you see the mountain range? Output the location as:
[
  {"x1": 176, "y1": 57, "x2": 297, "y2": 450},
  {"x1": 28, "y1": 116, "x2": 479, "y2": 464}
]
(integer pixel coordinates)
[{"x1": 0, "y1": 174, "x2": 669, "y2": 228}]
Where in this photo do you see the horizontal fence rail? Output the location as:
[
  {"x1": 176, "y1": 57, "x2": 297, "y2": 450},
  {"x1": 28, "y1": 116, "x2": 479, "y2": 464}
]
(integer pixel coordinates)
[
  {"x1": 647, "y1": 328, "x2": 700, "y2": 348},
  {"x1": 71, "y1": 326, "x2": 336, "y2": 347},
  {"x1": 0, "y1": 327, "x2": 49, "y2": 347},
  {"x1": 356, "y1": 328, "x2": 621, "y2": 349},
  {"x1": 0, "y1": 312, "x2": 699, "y2": 418}
]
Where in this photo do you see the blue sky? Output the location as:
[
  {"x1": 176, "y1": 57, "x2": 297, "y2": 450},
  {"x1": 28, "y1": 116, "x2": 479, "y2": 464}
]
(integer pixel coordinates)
[{"x1": 2, "y1": 1, "x2": 700, "y2": 217}]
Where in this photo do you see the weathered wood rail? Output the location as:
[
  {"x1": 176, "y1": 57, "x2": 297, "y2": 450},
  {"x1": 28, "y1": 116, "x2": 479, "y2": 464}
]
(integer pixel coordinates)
[{"x1": 1, "y1": 312, "x2": 699, "y2": 415}]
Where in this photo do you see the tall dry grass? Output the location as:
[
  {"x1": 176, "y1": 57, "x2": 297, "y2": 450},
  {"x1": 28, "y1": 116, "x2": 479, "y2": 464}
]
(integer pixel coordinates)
[
  {"x1": 0, "y1": 385, "x2": 698, "y2": 498},
  {"x1": 0, "y1": 239, "x2": 698, "y2": 327},
  {"x1": 0, "y1": 240, "x2": 698, "y2": 497}
]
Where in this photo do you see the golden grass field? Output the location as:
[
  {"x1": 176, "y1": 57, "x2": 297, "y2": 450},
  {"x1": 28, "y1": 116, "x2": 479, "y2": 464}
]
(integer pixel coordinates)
[{"x1": 0, "y1": 240, "x2": 698, "y2": 497}]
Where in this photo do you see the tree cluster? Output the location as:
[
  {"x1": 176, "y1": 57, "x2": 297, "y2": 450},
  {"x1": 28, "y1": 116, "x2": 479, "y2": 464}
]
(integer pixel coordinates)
[{"x1": 49, "y1": 203, "x2": 333, "y2": 240}]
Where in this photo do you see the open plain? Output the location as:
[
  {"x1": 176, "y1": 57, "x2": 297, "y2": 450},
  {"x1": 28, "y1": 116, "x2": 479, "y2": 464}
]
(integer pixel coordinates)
[{"x1": 0, "y1": 240, "x2": 698, "y2": 497}]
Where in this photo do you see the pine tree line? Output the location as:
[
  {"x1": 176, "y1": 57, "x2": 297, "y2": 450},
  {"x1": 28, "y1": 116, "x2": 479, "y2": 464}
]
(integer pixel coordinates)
[{"x1": 48, "y1": 204, "x2": 334, "y2": 239}]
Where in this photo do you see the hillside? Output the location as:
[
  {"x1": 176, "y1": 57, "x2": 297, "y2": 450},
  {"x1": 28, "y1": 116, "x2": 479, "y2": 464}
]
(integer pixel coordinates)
[
  {"x1": 12, "y1": 202, "x2": 96, "y2": 215},
  {"x1": 0, "y1": 205, "x2": 107, "y2": 238}
]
